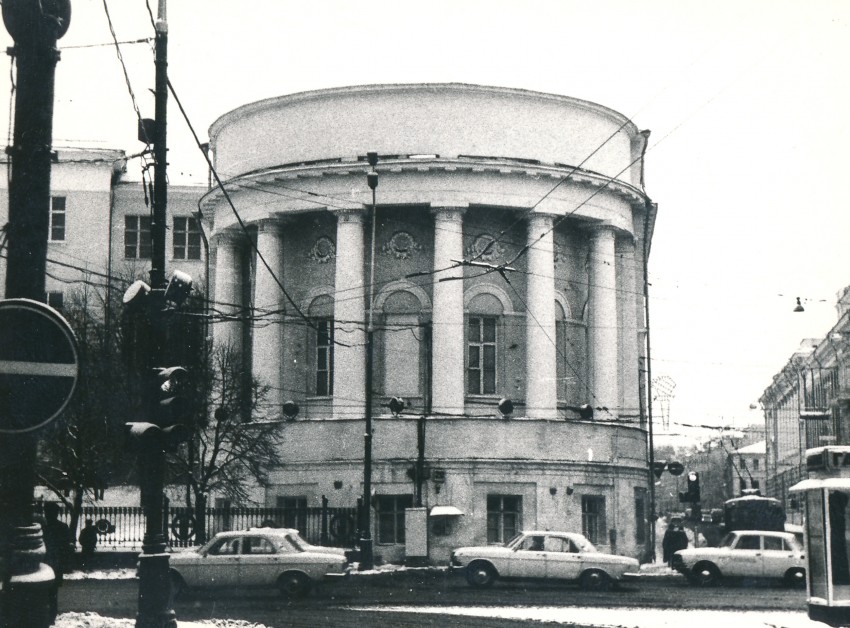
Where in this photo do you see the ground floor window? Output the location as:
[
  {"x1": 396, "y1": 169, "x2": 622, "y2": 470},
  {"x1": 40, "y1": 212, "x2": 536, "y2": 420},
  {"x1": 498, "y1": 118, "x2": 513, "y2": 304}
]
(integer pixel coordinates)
[
  {"x1": 487, "y1": 494, "x2": 522, "y2": 543},
  {"x1": 376, "y1": 495, "x2": 413, "y2": 544},
  {"x1": 276, "y1": 496, "x2": 307, "y2": 532},
  {"x1": 581, "y1": 494, "x2": 606, "y2": 545}
]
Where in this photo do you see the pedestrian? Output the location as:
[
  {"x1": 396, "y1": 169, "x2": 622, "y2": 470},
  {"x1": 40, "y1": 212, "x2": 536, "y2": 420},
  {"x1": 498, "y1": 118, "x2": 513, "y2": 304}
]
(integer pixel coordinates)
[
  {"x1": 79, "y1": 518, "x2": 98, "y2": 569},
  {"x1": 42, "y1": 502, "x2": 73, "y2": 621}
]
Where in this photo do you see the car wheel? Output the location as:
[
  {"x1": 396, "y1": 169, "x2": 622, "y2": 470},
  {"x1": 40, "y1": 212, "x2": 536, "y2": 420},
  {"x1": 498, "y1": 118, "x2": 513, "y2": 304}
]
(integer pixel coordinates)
[
  {"x1": 579, "y1": 569, "x2": 611, "y2": 592},
  {"x1": 692, "y1": 562, "x2": 721, "y2": 587},
  {"x1": 169, "y1": 570, "x2": 186, "y2": 600},
  {"x1": 783, "y1": 567, "x2": 806, "y2": 587},
  {"x1": 465, "y1": 561, "x2": 497, "y2": 588},
  {"x1": 278, "y1": 571, "x2": 312, "y2": 598}
]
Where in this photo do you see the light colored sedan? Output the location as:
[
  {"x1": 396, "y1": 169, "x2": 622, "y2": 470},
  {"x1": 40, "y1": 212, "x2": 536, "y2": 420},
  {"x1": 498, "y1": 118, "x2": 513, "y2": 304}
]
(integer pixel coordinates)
[
  {"x1": 169, "y1": 528, "x2": 349, "y2": 597},
  {"x1": 450, "y1": 530, "x2": 639, "y2": 591},
  {"x1": 672, "y1": 529, "x2": 805, "y2": 587}
]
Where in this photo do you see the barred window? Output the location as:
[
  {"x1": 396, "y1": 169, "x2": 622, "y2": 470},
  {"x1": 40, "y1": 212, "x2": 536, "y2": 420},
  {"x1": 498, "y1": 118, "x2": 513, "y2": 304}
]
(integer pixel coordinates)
[
  {"x1": 376, "y1": 495, "x2": 412, "y2": 544},
  {"x1": 50, "y1": 196, "x2": 66, "y2": 241},
  {"x1": 173, "y1": 216, "x2": 202, "y2": 260},
  {"x1": 468, "y1": 316, "x2": 497, "y2": 394},
  {"x1": 125, "y1": 215, "x2": 151, "y2": 259},
  {"x1": 487, "y1": 494, "x2": 522, "y2": 543}
]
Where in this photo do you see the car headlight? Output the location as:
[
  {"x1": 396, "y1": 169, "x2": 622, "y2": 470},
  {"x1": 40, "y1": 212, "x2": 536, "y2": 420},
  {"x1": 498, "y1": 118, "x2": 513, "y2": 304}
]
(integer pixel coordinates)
[{"x1": 450, "y1": 552, "x2": 463, "y2": 567}]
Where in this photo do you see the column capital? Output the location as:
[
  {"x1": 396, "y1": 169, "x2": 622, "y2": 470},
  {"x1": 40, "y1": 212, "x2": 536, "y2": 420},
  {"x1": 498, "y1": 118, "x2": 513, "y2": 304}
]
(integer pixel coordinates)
[
  {"x1": 256, "y1": 218, "x2": 286, "y2": 235},
  {"x1": 430, "y1": 205, "x2": 467, "y2": 223},
  {"x1": 213, "y1": 230, "x2": 245, "y2": 247},
  {"x1": 331, "y1": 207, "x2": 367, "y2": 224}
]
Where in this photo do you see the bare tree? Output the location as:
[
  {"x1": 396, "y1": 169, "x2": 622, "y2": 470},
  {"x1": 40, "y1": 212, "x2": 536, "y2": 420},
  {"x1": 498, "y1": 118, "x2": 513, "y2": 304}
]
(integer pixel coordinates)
[{"x1": 168, "y1": 341, "x2": 284, "y2": 543}]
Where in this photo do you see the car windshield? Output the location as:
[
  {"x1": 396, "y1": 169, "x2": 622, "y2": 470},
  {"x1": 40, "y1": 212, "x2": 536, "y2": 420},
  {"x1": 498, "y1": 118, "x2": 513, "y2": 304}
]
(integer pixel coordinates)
[
  {"x1": 573, "y1": 536, "x2": 597, "y2": 553},
  {"x1": 282, "y1": 532, "x2": 308, "y2": 551},
  {"x1": 719, "y1": 533, "x2": 736, "y2": 548},
  {"x1": 505, "y1": 532, "x2": 526, "y2": 549}
]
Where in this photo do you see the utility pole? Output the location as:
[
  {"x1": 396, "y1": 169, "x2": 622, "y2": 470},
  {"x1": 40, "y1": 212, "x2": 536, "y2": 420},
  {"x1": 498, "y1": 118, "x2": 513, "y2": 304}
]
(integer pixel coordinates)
[
  {"x1": 134, "y1": 2, "x2": 177, "y2": 627},
  {"x1": 0, "y1": 2, "x2": 70, "y2": 626}
]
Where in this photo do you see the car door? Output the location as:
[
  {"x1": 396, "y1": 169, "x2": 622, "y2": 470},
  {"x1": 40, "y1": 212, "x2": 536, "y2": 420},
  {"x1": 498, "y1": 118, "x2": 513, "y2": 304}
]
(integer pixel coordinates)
[
  {"x1": 725, "y1": 533, "x2": 762, "y2": 577},
  {"x1": 199, "y1": 536, "x2": 241, "y2": 588},
  {"x1": 544, "y1": 536, "x2": 583, "y2": 581},
  {"x1": 238, "y1": 535, "x2": 281, "y2": 587},
  {"x1": 506, "y1": 535, "x2": 548, "y2": 578},
  {"x1": 761, "y1": 535, "x2": 794, "y2": 578}
]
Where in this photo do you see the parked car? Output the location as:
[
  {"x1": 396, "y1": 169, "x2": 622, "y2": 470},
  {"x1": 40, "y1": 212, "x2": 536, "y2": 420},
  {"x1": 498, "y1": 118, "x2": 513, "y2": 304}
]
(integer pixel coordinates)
[
  {"x1": 169, "y1": 528, "x2": 349, "y2": 597},
  {"x1": 450, "y1": 530, "x2": 639, "y2": 591},
  {"x1": 672, "y1": 529, "x2": 805, "y2": 587}
]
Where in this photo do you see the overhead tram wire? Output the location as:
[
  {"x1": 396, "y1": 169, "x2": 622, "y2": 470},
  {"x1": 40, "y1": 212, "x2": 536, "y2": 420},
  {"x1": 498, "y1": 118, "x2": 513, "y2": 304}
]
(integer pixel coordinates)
[{"x1": 166, "y1": 78, "x2": 350, "y2": 347}]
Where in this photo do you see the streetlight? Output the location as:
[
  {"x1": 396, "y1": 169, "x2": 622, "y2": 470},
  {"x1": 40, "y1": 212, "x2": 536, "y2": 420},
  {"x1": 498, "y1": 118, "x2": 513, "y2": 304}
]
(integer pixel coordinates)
[{"x1": 360, "y1": 152, "x2": 378, "y2": 570}]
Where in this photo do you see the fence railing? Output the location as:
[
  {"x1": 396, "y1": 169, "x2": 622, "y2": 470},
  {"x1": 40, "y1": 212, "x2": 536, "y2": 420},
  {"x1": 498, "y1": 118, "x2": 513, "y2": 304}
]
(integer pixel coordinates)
[{"x1": 47, "y1": 502, "x2": 358, "y2": 550}]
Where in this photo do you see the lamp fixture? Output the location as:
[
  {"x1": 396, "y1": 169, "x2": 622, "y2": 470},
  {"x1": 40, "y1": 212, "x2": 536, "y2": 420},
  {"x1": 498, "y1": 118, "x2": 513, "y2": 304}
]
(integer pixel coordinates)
[
  {"x1": 497, "y1": 398, "x2": 514, "y2": 418},
  {"x1": 794, "y1": 297, "x2": 805, "y2": 313}
]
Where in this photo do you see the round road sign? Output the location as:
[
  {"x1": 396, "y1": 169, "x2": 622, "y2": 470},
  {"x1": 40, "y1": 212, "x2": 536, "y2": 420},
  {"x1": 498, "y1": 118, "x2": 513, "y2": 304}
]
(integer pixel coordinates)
[{"x1": 0, "y1": 298, "x2": 79, "y2": 433}]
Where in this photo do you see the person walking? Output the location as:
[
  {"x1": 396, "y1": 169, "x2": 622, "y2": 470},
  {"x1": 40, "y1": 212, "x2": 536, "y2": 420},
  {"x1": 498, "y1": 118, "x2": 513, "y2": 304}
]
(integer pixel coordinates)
[
  {"x1": 79, "y1": 518, "x2": 98, "y2": 570},
  {"x1": 42, "y1": 502, "x2": 73, "y2": 620}
]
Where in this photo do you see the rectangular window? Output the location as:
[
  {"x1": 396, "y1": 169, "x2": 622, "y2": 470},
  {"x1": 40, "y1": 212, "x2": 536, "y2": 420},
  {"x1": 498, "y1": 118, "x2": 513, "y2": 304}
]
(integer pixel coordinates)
[
  {"x1": 124, "y1": 215, "x2": 151, "y2": 259},
  {"x1": 46, "y1": 291, "x2": 64, "y2": 311},
  {"x1": 486, "y1": 494, "x2": 522, "y2": 543},
  {"x1": 752, "y1": 459, "x2": 759, "y2": 470},
  {"x1": 581, "y1": 495, "x2": 606, "y2": 545},
  {"x1": 50, "y1": 196, "x2": 66, "y2": 241},
  {"x1": 315, "y1": 319, "x2": 334, "y2": 396},
  {"x1": 468, "y1": 317, "x2": 497, "y2": 394},
  {"x1": 376, "y1": 495, "x2": 413, "y2": 544},
  {"x1": 276, "y1": 496, "x2": 308, "y2": 532},
  {"x1": 634, "y1": 487, "x2": 647, "y2": 545},
  {"x1": 173, "y1": 216, "x2": 202, "y2": 260}
]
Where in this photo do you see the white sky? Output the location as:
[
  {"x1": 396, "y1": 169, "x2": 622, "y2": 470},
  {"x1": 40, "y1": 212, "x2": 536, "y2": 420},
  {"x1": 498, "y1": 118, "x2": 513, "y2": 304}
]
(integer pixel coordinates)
[{"x1": 1, "y1": 0, "x2": 848, "y2": 443}]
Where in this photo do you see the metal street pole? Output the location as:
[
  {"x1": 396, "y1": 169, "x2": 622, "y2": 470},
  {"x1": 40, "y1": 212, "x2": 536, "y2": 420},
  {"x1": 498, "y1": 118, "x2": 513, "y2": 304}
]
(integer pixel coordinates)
[
  {"x1": 135, "y1": 2, "x2": 176, "y2": 627},
  {"x1": 0, "y1": 2, "x2": 70, "y2": 626},
  {"x1": 360, "y1": 153, "x2": 378, "y2": 571}
]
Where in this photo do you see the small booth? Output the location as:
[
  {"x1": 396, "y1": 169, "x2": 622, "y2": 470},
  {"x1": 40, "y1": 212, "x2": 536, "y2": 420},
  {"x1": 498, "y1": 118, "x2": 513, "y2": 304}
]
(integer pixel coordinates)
[{"x1": 790, "y1": 446, "x2": 850, "y2": 627}]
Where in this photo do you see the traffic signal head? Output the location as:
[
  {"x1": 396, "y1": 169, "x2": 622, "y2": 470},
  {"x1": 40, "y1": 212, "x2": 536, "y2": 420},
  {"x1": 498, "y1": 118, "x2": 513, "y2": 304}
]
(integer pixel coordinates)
[
  {"x1": 687, "y1": 471, "x2": 700, "y2": 502},
  {"x1": 153, "y1": 366, "x2": 194, "y2": 440}
]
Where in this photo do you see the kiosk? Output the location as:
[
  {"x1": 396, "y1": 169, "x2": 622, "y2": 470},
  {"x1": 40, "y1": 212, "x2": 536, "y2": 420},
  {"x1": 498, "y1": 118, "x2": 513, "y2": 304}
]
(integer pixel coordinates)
[{"x1": 791, "y1": 446, "x2": 850, "y2": 627}]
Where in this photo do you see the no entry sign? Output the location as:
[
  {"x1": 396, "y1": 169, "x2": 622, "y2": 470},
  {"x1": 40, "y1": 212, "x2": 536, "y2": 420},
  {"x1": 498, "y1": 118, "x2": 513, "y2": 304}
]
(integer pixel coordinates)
[{"x1": 0, "y1": 298, "x2": 79, "y2": 433}]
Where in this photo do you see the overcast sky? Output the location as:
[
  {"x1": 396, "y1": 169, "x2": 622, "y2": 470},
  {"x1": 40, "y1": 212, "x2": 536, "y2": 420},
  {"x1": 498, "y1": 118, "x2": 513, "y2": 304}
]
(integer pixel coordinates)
[{"x1": 1, "y1": 0, "x2": 847, "y2": 443}]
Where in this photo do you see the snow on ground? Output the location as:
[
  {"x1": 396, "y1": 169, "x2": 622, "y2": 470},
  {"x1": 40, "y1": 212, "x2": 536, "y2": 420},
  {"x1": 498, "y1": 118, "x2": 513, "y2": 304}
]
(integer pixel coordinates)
[
  {"x1": 55, "y1": 612, "x2": 270, "y2": 628},
  {"x1": 64, "y1": 568, "x2": 137, "y2": 580},
  {"x1": 346, "y1": 606, "x2": 828, "y2": 628}
]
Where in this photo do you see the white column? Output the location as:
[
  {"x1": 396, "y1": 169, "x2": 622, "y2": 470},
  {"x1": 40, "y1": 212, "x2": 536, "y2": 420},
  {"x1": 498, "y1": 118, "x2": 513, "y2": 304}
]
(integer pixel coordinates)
[
  {"x1": 332, "y1": 209, "x2": 367, "y2": 419},
  {"x1": 213, "y1": 231, "x2": 244, "y2": 354},
  {"x1": 618, "y1": 236, "x2": 640, "y2": 421},
  {"x1": 252, "y1": 220, "x2": 284, "y2": 416},
  {"x1": 525, "y1": 213, "x2": 558, "y2": 419},
  {"x1": 431, "y1": 207, "x2": 466, "y2": 416},
  {"x1": 589, "y1": 226, "x2": 618, "y2": 419}
]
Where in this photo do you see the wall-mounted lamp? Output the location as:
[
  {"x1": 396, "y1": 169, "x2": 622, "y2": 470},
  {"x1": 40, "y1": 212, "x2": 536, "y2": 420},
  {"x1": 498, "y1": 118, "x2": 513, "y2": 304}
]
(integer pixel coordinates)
[
  {"x1": 497, "y1": 398, "x2": 514, "y2": 419},
  {"x1": 386, "y1": 397, "x2": 405, "y2": 417},
  {"x1": 282, "y1": 400, "x2": 299, "y2": 421},
  {"x1": 549, "y1": 487, "x2": 557, "y2": 496},
  {"x1": 578, "y1": 404, "x2": 594, "y2": 420},
  {"x1": 333, "y1": 480, "x2": 343, "y2": 490},
  {"x1": 566, "y1": 487, "x2": 574, "y2": 496}
]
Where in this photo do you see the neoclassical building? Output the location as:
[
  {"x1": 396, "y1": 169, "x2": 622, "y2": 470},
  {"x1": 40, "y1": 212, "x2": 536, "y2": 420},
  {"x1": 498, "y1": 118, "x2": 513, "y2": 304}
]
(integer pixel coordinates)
[{"x1": 200, "y1": 84, "x2": 657, "y2": 563}]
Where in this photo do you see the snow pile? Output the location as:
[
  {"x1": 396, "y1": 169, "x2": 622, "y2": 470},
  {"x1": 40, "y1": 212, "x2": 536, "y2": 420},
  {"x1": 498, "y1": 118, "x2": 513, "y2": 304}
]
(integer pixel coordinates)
[
  {"x1": 64, "y1": 568, "x2": 137, "y2": 580},
  {"x1": 55, "y1": 613, "x2": 270, "y2": 628}
]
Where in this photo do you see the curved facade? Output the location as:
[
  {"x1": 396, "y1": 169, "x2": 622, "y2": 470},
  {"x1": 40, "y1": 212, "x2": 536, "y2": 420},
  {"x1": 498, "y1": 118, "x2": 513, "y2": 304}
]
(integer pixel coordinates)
[{"x1": 202, "y1": 84, "x2": 656, "y2": 563}]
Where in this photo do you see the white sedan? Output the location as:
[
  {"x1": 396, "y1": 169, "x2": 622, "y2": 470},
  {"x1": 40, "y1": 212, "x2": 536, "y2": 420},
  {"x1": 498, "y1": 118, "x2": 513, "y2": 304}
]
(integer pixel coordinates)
[
  {"x1": 169, "y1": 528, "x2": 349, "y2": 597},
  {"x1": 450, "y1": 530, "x2": 639, "y2": 591},
  {"x1": 672, "y1": 529, "x2": 806, "y2": 587}
]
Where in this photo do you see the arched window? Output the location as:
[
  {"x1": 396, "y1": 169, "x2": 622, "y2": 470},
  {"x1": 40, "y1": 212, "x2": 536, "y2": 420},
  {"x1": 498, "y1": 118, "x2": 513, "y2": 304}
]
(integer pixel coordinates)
[
  {"x1": 466, "y1": 291, "x2": 505, "y2": 396},
  {"x1": 308, "y1": 294, "x2": 333, "y2": 397},
  {"x1": 556, "y1": 295, "x2": 588, "y2": 409}
]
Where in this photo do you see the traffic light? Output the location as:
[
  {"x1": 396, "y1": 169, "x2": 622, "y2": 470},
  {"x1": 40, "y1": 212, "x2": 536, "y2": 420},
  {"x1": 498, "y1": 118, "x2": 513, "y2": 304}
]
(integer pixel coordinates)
[
  {"x1": 679, "y1": 470, "x2": 701, "y2": 503},
  {"x1": 153, "y1": 366, "x2": 193, "y2": 445}
]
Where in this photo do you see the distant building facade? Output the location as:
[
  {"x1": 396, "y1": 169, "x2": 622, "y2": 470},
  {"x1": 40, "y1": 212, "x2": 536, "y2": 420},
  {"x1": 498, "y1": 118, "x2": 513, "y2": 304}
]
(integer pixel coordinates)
[
  {"x1": 729, "y1": 440, "x2": 766, "y2": 496},
  {"x1": 201, "y1": 84, "x2": 657, "y2": 563},
  {"x1": 762, "y1": 288, "x2": 850, "y2": 522},
  {"x1": 0, "y1": 148, "x2": 206, "y2": 309}
]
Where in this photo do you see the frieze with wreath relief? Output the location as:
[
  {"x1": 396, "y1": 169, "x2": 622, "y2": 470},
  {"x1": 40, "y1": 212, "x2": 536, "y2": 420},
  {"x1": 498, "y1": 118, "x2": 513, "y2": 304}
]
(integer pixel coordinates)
[
  {"x1": 466, "y1": 234, "x2": 506, "y2": 262},
  {"x1": 381, "y1": 231, "x2": 423, "y2": 260},
  {"x1": 308, "y1": 235, "x2": 336, "y2": 264}
]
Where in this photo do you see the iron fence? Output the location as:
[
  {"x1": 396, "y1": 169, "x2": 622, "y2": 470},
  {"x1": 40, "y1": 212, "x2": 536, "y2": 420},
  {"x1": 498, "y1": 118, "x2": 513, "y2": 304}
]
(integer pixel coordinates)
[{"x1": 45, "y1": 501, "x2": 358, "y2": 550}]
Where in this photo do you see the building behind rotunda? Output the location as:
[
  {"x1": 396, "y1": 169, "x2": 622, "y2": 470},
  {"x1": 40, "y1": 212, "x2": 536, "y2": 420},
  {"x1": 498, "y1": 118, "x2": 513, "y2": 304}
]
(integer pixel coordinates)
[{"x1": 201, "y1": 84, "x2": 657, "y2": 563}]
